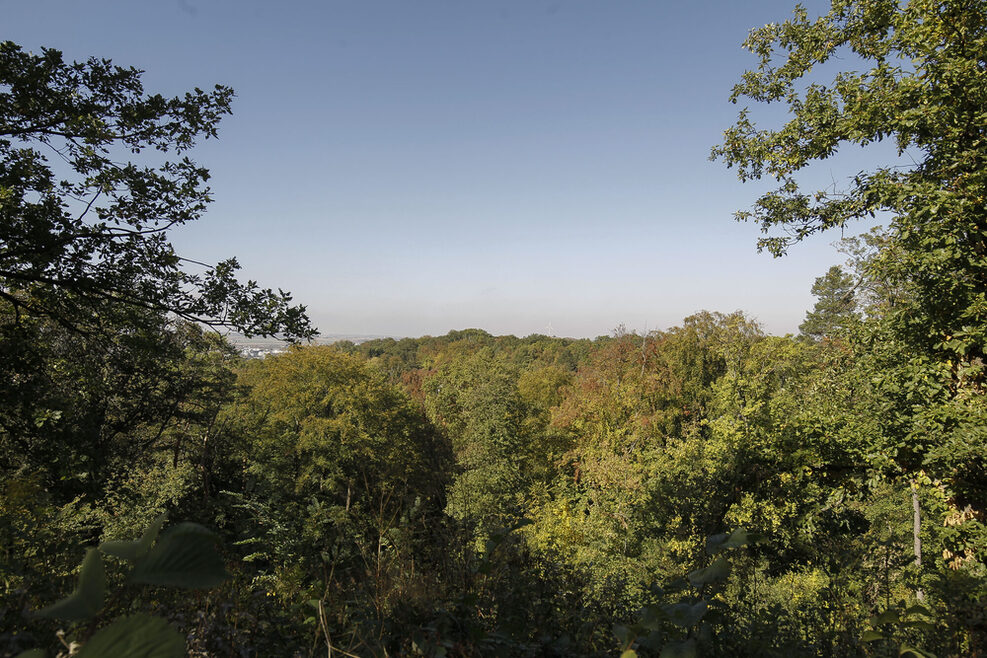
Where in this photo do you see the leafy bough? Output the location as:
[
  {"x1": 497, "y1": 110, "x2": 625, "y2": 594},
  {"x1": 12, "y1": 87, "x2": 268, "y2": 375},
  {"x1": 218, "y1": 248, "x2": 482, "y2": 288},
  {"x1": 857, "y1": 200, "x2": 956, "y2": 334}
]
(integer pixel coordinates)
[
  {"x1": 17, "y1": 515, "x2": 227, "y2": 658},
  {"x1": 615, "y1": 529, "x2": 763, "y2": 658}
]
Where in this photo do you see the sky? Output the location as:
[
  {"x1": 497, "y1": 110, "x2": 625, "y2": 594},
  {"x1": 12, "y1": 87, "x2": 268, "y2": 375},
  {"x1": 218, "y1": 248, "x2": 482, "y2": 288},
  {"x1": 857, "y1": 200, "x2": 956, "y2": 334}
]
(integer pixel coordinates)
[{"x1": 5, "y1": 0, "x2": 884, "y2": 339}]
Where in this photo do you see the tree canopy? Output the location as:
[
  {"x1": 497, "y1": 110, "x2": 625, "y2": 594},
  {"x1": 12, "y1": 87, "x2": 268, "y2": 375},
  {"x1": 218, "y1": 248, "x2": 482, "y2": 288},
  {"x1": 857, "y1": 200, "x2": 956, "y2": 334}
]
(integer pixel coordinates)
[
  {"x1": 711, "y1": 0, "x2": 986, "y2": 364},
  {"x1": 4, "y1": 8, "x2": 987, "y2": 655},
  {"x1": 713, "y1": 0, "x2": 987, "y2": 524},
  {"x1": 0, "y1": 41, "x2": 314, "y2": 339}
]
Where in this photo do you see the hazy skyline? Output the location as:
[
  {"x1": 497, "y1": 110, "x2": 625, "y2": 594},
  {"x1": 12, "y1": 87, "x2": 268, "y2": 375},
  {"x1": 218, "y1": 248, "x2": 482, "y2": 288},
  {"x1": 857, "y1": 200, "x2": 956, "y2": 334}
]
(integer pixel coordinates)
[{"x1": 6, "y1": 0, "x2": 881, "y2": 338}]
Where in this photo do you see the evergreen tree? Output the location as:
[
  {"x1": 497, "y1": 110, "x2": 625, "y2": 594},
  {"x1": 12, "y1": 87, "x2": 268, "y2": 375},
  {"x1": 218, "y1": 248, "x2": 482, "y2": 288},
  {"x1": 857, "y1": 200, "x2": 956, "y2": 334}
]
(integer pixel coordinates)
[{"x1": 799, "y1": 265, "x2": 860, "y2": 340}]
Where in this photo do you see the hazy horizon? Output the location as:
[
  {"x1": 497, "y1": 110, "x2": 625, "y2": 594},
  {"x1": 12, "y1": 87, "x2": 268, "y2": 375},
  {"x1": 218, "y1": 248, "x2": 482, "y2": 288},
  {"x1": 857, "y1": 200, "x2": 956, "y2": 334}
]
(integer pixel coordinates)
[{"x1": 7, "y1": 0, "x2": 884, "y2": 339}]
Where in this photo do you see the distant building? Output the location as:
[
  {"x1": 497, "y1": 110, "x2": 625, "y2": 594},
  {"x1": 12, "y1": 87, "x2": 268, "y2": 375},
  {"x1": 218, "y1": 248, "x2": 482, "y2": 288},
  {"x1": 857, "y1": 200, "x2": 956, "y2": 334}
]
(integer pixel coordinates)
[{"x1": 240, "y1": 347, "x2": 286, "y2": 359}]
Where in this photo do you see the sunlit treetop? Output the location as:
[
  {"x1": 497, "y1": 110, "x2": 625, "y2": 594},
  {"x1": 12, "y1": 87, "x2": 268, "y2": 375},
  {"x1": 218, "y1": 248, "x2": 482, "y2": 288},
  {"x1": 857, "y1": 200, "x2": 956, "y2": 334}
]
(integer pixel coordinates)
[{"x1": 714, "y1": 0, "x2": 986, "y2": 360}]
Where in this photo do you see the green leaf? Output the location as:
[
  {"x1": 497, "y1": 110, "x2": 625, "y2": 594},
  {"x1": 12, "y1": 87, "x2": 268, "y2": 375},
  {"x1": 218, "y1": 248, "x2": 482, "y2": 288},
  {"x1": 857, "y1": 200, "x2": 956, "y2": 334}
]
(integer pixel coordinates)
[
  {"x1": 899, "y1": 646, "x2": 936, "y2": 658},
  {"x1": 614, "y1": 624, "x2": 634, "y2": 647},
  {"x1": 638, "y1": 605, "x2": 663, "y2": 631},
  {"x1": 639, "y1": 629, "x2": 665, "y2": 652},
  {"x1": 707, "y1": 528, "x2": 761, "y2": 553},
  {"x1": 861, "y1": 630, "x2": 885, "y2": 642},
  {"x1": 36, "y1": 548, "x2": 105, "y2": 621},
  {"x1": 902, "y1": 620, "x2": 936, "y2": 631},
  {"x1": 130, "y1": 523, "x2": 228, "y2": 589},
  {"x1": 688, "y1": 556, "x2": 730, "y2": 587},
  {"x1": 75, "y1": 614, "x2": 184, "y2": 658},
  {"x1": 620, "y1": 651, "x2": 638, "y2": 658},
  {"x1": 14, "y1": 650, "x2": 46, "y2": 658},
  {"x1": 100, "y1": 514, "x2": 167, "y2": 562},
  {"x1": 872, "y1": 609, "x2": 900, "y2": 626},
  {"x1": 664, "y1": 576, "x2": 689, "y2": 593},
  {"x1": 904, "y1": 604, "x2": 933, "y2": 618},
  {"x1": 720, "y1": 528, "x2": 759, "y2": 551},
  {"x1": 705, "y1": 533, "x2": 729, "y2": 555},
  {"x1": 662, "y1": 601, "x2": 707, "y2": 628},
  {"x1": 511, "y1": 518, "x2": 534, "y2": 530},
  {"x1": 660, "y1": 638, "x2": 697, "y2": 658}
]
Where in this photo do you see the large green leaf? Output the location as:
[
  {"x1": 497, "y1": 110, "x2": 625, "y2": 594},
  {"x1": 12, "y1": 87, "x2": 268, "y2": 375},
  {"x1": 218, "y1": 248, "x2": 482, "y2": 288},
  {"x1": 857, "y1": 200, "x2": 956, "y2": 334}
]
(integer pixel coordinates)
[
  {"x1": 705, "y1": 533, "x2": 729, "y2": 555},
  {"x1": 872, "y1": 609, "x2": 901, "y2": 626},
  {"x1": 36, "y1": 548, "x2": 105, "y2": 621},
  {"x1": 75, "y1": 614, "x2": 184, "y2": 658},
  {"x1": 662, "y1": 601, "x2": 707, "y2": 628},
  {"x1": 638, "y1": 605, "x2": 663, "y2": 631},
  {"x1": 904, "y1": 604, "x2": 933, "y2": 618},
  {"x1": 898, "y1": 646, "x2": 936, "y2": 658},
  {"x1": 130, "y1": 523, "x2": 228, "y2": 589},
  {"x1": 613, "y1": 624, "x2": 634, "y2": 647},
  {"x1": 706, "y1": 528, "x2": 760, "y2": 554},
  {"x1": 100, "y1": 514, "x2": 167, "y2": 562},
  {"x1": 688, "y1": 557, "x2": 730, "y2": 587},
  {"x1": 660, "y1": 638, "x2": 697, "y2": 658},
  {"x1": 13, "y1": 650, "x2": 46, "y2": 658},
  {"x1": 725, "y1": 529, "x2": 759, "y2": 551},
  {"x1": 902, "y1": 619, "x2": 936, "y2": 632}
]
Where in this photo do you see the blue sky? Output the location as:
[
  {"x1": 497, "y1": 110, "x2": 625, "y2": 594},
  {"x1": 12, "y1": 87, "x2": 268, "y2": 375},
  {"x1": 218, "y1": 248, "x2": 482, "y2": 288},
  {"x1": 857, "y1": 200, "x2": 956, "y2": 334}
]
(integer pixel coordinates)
[{"x1": 6, "y1": 0, "x2": 880, "y2": 338}]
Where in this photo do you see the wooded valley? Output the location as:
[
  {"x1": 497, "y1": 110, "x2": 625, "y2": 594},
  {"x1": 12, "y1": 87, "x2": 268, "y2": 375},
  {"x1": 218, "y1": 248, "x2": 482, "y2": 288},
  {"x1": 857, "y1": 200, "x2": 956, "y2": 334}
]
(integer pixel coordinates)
[{"x1": 1, "y1": 0, "x2": 986, "y2": 655}]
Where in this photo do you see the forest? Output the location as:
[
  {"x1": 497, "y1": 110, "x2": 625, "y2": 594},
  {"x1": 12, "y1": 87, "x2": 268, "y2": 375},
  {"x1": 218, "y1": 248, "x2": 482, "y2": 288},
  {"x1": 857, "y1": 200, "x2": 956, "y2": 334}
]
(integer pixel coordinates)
[{"x1": 1, "y1": 0, "x2": 985, "y2": 656}]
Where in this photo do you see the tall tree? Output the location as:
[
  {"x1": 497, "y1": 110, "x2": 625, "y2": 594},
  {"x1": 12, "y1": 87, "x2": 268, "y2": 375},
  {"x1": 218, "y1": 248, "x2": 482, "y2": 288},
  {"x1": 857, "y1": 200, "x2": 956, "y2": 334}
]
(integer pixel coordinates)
[
  {"x1": 713, "y1": 0, "x2": 987, "y2": 629},
  {"x1": 799, "y1": 264, "x2": 860, "y2": 340},
  {"x1": 711, "y1": 0, "x2": 985, "y2": 365},
  {"x1": 423, "y1": 349, "x2": 527, "y2": 534}
]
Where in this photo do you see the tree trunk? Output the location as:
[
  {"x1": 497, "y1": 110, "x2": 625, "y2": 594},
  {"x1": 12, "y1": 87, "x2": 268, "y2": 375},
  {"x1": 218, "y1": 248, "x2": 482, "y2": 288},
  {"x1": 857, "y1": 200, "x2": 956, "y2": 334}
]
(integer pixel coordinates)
[{"x1": 912, "y1": 481, "x2": 924, "y2": 602}]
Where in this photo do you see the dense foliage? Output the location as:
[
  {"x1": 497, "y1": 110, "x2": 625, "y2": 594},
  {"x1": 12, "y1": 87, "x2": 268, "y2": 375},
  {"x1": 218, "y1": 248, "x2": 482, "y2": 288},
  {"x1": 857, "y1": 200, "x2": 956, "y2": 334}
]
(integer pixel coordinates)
[{"x1": 2, "y1": 0, "x2": 986, "y2": 655}]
